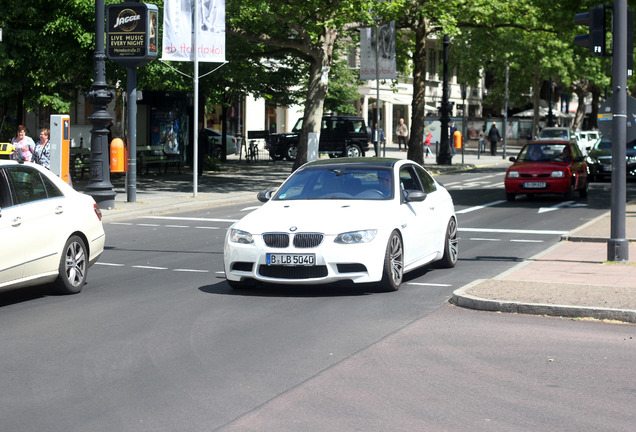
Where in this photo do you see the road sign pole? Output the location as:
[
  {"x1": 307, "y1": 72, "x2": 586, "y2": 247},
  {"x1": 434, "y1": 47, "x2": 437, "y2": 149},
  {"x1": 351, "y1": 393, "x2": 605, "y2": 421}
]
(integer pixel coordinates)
[{"x1": 608, "y1": 0, "x2": 629, "y2": 261}]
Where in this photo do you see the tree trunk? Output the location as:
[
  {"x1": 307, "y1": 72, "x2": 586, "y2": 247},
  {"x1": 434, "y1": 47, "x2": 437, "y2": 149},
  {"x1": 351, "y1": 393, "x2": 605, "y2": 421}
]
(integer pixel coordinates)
[
  {"x1": 407, "y1": 13, "x2": 426, "y2": 165},
  {"x1": 572, "y1": 85, "x2": 587, "y2": 131},
  {"x1": 292, "y1": 29, "x2": 336, "y2": 172},
  {"x1": 590, "y1": 84, "x2": 601, "y2": 130},
  {"x1": 532, "y1": 68, "x2": 541, "y2": 138}
]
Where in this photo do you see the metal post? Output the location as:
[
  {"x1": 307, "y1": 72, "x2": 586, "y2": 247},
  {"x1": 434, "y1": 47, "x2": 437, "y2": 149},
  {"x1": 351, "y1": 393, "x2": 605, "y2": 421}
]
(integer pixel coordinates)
[
  {"x1": 608, "y1": 0, "x2": 629, "y2": 261},
  {"x1": 126, "y1": 67, "x2": 137, "y2": 202},
  {"x1": 503, "y1": 61, "x2": 509, "y2": 159},
  {"x1": 461, "y1": 84, "x2": 466, "y2": 165},
  {"x1": 193, "y1": 0, "x2": 199, "y2": 197},
  {"x1": 437, "y1": 35, "x2": 452, "y2": 165},
  {"x1": 85, "y1": 0, "x2": 115, "y2": 209},
  {"x1": 375, "y1": 21, "x2": 381, "y2": 157}
]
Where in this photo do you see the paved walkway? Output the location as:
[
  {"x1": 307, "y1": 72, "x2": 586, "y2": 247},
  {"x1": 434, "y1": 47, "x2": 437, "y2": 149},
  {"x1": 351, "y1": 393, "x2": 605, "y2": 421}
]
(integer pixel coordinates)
[{"x1": 78, "y1": 143, "x2": 636, "y2": 323}]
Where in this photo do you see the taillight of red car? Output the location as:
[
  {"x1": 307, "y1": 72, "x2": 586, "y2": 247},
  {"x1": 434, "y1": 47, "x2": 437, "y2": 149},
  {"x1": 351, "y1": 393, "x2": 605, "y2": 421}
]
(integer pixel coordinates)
[{"x1": 93, "y1": 203, "x2": 103, "y2": 221}]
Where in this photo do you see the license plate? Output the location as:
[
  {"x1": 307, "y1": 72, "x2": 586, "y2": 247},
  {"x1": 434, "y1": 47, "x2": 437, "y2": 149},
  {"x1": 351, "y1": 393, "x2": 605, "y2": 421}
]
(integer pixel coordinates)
[
  {"x1": 523, "y1": 181, "x2": 546, "y2": 188},
  {"x1": 267, "y1": 253, "x2": 315, "y2": 266},
  {"x1": 603, "y1": 165, "x2": 612, "y2": 172}
]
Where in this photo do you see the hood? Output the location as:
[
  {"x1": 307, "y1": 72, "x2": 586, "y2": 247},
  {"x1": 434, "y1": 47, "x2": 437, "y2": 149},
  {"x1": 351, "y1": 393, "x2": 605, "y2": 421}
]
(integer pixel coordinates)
[
  {"x1": 508, "y1": 160, "x2": 571, "y2": 172},
  {"x1": 233, "y1": 200, "x2": 394, "y2": 235}
]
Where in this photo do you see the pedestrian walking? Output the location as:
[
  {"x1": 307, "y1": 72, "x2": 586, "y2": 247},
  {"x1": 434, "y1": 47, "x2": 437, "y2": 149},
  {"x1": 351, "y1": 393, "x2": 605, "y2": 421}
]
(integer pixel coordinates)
[
  {"x1": 372, "y1": 124, "x2": 385, "y2": 157},
  {"x1": 478, "y1": 125, "x2": 486, "y2": 153},
  {"x1": 10, "y1": 125, "x2": 36, "y2": 162},
  {"x1": 33, "y1": 128, "x2": 51, "y2": 169},
  {"x1": 395, "y1": 118, "x2": 408, "y2": 151},
  {"x1": 424, "y1": 133, "x2": 432, "y2": 158},
  {"x1": 488, "y1": 122, "x2": 501, "y2": 156}
]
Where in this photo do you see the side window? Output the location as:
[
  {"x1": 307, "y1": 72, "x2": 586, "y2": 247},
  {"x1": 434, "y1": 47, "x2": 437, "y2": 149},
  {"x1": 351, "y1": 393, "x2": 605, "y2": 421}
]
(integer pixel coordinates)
[
  {"x1": 0, "y1": 169, "x2": 13, "y2": 208},
  {"x1": 415, "y1": 166, "x2": 437, "y2": 194},
  {"x1": 399, "y1": 167, "x2": 422, "y2": 192},
  {"x1": 5, "y1": 166, "x2": 48, "y2": 205},
  {"x1": 42, "y1": 175, "x2": 64, "y2": 198}
]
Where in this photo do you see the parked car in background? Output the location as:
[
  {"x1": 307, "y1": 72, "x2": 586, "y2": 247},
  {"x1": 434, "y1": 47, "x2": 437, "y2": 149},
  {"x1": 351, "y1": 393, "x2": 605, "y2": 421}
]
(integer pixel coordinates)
[
  {"x1": 586, "y1": 138, "x2": 636, "y2": 181},
  {"x1": 267, "y1": 116, "x2": 371, "y2": 161},
  {"x1": 200, "y1": 128, "x2": 238, "y2": 159},
  {"x1": 505, "y1": 140, "x2": 588, "y2": 201},
  {"x1": 575, "y1": 130, "x2": 601, "y2": 153},
  {"x1": 224, "y1": 158, "x2": 458, "y2": 292},
  {"x1": 0, "y1": 160, "x2": 105, "y2": 294},
  {"x1": 0, "y1": 142, "x2": 14, "y2": 159},
  {"x1": 537, "y1": 127, "x2": 572, "y2": 140}
]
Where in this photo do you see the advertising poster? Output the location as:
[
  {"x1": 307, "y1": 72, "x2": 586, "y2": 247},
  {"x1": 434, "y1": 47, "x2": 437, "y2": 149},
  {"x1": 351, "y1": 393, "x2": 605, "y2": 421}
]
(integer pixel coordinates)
[
  {"x1": 162, "y1": 0, "x2": 226, "y2": 62},
  {"x1": 360, "y1": 22, "x2": 397, "y2": 81}
]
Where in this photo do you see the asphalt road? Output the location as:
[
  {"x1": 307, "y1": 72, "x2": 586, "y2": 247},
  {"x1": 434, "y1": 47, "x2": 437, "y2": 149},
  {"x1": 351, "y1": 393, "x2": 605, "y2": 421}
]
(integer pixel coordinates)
[{"x1": 0, "y1": 167, "x2": 634, "y2": 432}]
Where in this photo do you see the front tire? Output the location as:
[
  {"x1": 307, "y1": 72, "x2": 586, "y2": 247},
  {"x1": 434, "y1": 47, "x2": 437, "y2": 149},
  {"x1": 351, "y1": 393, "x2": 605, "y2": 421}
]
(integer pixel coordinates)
[
  {"x1": 345, "y1": 144, "x2": 362, "y2": 158},
  {"x1": 285, "y1": 145, "x2": 298, "y2": 161},
  {"x1": 54, "y1": 235, "x2": 88, "y2": 294},
  {"x1": 436, "y1": 217, "x2": 458, "y2": 268},
  {"x1": 379, "y1": 231, "x2": 403, "y2": 291}
]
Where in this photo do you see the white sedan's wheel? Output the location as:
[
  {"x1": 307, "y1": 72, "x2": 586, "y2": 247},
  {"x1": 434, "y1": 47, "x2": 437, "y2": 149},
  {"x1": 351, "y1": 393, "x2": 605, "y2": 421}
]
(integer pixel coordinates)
[
  {"x1": 380, "y1": 230, "x2": 403, "y2": 291},
  {"x1": 437, "y1": 217, "x2": 458, "y2": 268},
  {"x1": 54, "y1": 235, "x2": 88, "y2": 294}
]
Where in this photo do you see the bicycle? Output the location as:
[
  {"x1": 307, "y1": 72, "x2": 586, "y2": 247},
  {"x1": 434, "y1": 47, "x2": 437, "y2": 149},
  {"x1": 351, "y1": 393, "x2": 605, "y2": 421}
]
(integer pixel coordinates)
[{"x1": 246, "y1": 140, "x2": 259, "y2": 162}]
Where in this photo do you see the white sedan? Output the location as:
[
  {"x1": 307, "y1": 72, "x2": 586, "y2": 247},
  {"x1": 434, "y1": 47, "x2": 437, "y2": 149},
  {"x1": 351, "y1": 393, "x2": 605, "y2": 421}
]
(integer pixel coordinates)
[
  {"x1": 224, "y1": 158, "x2": 458, "y2": 291},
  {"x1": 0, "y1": 160, "x2": 105, "y2": 294}
]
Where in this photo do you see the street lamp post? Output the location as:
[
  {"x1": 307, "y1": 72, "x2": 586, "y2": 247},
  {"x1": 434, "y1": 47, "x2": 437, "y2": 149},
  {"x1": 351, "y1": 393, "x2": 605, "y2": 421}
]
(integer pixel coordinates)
[
  {"x1": 437, "y1": 35, "x2": 452, "y2": 165},
  {"x1": 85, "y1": 0, "x2": 115, "y2": 209}
]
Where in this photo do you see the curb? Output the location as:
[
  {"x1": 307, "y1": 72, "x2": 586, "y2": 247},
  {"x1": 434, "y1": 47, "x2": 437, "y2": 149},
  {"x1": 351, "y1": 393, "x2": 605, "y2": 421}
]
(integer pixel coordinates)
[{"x1": 451, "y1": 280, "x2": 636, "y2": 323}]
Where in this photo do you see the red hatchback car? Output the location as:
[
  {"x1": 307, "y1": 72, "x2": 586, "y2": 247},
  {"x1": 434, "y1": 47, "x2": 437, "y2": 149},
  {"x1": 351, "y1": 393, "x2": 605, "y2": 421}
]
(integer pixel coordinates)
[{"x1": 505, "y1": 140, "x2": 588, "y2": 201}]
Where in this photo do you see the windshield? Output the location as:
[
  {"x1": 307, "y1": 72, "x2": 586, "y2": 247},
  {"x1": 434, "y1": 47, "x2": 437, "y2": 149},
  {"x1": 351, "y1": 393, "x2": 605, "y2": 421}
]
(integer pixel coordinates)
[
  {"x1": 519, "y1": 143, "x2": 572, "y2": 162},
  {"x1": 274, "y1": 166, "x2": 393, "y2": 200}
]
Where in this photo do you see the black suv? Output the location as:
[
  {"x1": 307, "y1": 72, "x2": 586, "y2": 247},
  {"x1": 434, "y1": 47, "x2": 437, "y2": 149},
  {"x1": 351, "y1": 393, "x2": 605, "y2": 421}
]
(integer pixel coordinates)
[{"x1": 268, "y1": 116, "x2": 371, "y2": 161}]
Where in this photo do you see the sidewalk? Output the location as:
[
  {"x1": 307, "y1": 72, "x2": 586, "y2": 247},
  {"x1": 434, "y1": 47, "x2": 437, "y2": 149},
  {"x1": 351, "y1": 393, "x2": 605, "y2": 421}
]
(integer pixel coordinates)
[{"x1": 80, "y1": 143, "x2": 636, "y2": 323}]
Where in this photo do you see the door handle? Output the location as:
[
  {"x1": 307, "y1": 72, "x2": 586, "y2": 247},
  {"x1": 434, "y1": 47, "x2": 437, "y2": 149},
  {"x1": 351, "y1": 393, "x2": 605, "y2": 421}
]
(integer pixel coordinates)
[
  {"x1": 55, "y1": 206, "x2": 64, "y2": 215},
  {"x1": 12, "y1": 217, "x2": 22, "y2": 227}
]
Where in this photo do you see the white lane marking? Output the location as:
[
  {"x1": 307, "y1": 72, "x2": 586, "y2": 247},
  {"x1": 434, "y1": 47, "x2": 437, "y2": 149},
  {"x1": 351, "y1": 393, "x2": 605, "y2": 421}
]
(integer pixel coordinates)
[
  {"x1": 538, "y1": 201, "x2": 588, "y2": 214},
  {"x1": 456, "y1": 200, "x2": 506, "y2": 214},
  {"x1": 241, "y1": 206, "x2": 262, "y2": 211},
  {"x1": 408, "y1": 282, "x2": 452, "y2": 287},
  {"x1": 459, "y1": 227, "x2": 566, "y2": 235},
  {"x1": 132, "y1": 265, "x2": 168, "y2": 270},
  {"x1": 165, "y1": 225, "x2": 189, "y2": 228},
  {"x1": 95, "y1": 262, "x2": 125, "y2": 267},
  {"x1": 137, "y1": 223, "x2": 160, "y2": 227},
  {"x1": 110, "y1": 222, "x2": 134, "y2": 225},
  {"x1": 510, "y1": 239, "x2": 544, "y2": 243},
  {"x1": 173, "y1": 269, "x2": 209, "y2": 273},
  {"x1": 469, "y1": 238, "x2": 501, "y2": 242},
  {"x1": 143, "y1": 216, "x2": 237, "y2": 223}
]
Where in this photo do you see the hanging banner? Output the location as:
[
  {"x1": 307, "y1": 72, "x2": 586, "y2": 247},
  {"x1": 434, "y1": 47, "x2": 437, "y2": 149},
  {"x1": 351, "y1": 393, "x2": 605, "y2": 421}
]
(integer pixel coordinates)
[
  {"x1": 360, "y1": 21, "x2": 397, "y2": 81},
  {"x1": 162, "y1": 0, "x2": 226, "y2": 62}
]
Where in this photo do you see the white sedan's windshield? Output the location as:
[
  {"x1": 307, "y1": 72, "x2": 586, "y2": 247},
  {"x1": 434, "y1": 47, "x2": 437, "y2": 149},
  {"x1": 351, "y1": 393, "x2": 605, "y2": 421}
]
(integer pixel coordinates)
[{"x1": 275, "y1": 167, "x2": 393, "y2": 200}]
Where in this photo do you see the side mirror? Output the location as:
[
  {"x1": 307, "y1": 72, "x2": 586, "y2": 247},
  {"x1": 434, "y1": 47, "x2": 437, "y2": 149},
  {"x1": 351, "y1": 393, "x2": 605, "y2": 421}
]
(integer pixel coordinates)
[
  {"x1": 257, "y1": 190, "x2": 274, "y2": 202},
  {"x1": 404, "y1": 190, "x2": 427, "y2": 203},
  {"x1": 509, "y1": 156, "x2": 516, "y2": 162}
]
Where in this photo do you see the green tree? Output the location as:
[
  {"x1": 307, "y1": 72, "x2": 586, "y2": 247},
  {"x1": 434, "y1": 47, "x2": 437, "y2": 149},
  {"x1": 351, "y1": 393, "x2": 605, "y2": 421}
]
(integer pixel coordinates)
[
  {"x1": 227, "y1": 0, "x2": 376, "y2": 170},
  {"x1": 0, "y1": 0, "x2": 94, "y2": 138}
]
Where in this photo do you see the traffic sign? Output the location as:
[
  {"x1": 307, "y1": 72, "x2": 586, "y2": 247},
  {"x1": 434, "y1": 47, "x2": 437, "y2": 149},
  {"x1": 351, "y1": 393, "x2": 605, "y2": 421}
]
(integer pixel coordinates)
[{"x1": 597, "y1": 94, "x2": 636, "y2": 142}]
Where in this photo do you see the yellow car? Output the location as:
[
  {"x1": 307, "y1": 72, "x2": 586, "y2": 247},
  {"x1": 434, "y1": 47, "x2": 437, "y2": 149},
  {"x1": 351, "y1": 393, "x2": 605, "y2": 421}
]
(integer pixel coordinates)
[{"x1": 0, "y1": 142, "x2": 14, "y2": 159}]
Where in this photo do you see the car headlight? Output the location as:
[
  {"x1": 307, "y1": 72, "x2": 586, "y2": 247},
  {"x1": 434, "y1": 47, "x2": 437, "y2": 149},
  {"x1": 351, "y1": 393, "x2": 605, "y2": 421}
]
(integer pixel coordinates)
[
  {"x1": 507, "y1": 171, "x2": 519, "y2": 178},
  {"x1": 229, "y1": 229, "x2": 254, "y2": 244},
  {"x1": 334, "y1": 229, "x2": 377, "y2": 244},
  {"x1": 551, "y1": 171, "x2": 565, "y2": 178},
  {"x1": 627, "y1": 156, "x2": 636, "y2": 163}
]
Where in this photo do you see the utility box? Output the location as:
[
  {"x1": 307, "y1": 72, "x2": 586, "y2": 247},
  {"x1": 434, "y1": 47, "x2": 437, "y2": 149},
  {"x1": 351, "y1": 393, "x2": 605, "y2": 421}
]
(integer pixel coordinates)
[{"x1": 50, "y1": 114, "x2": 71, "y2": 184}]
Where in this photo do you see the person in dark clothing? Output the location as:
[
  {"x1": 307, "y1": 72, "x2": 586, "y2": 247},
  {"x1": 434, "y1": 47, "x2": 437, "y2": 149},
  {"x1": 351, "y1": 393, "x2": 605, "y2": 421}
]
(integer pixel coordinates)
[{"x1": 488, "y1": 122, "x2": 501, "y2": 156}]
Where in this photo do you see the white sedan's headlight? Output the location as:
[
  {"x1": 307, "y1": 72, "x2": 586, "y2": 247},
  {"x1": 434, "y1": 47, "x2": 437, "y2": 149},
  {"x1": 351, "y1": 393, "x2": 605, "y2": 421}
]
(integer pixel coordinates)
[
  {"x1": 551, "y1": 171, "x2": 565, "y2": 178},
  {"x1": 229, "y1": 229, "x2": 254, "y2": 244},
  {"x1": 334, "y1": 230, "x2": 377, "y2": 244},
  {"x1": 507, "y1": 171, "x2": 519, "y2": 178}
]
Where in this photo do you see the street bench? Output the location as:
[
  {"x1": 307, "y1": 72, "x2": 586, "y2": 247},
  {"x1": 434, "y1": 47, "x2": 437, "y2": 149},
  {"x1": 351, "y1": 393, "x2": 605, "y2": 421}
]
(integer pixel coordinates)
[{"x1": 137, "y1": 145, "x2": 181, "y2": 174}]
